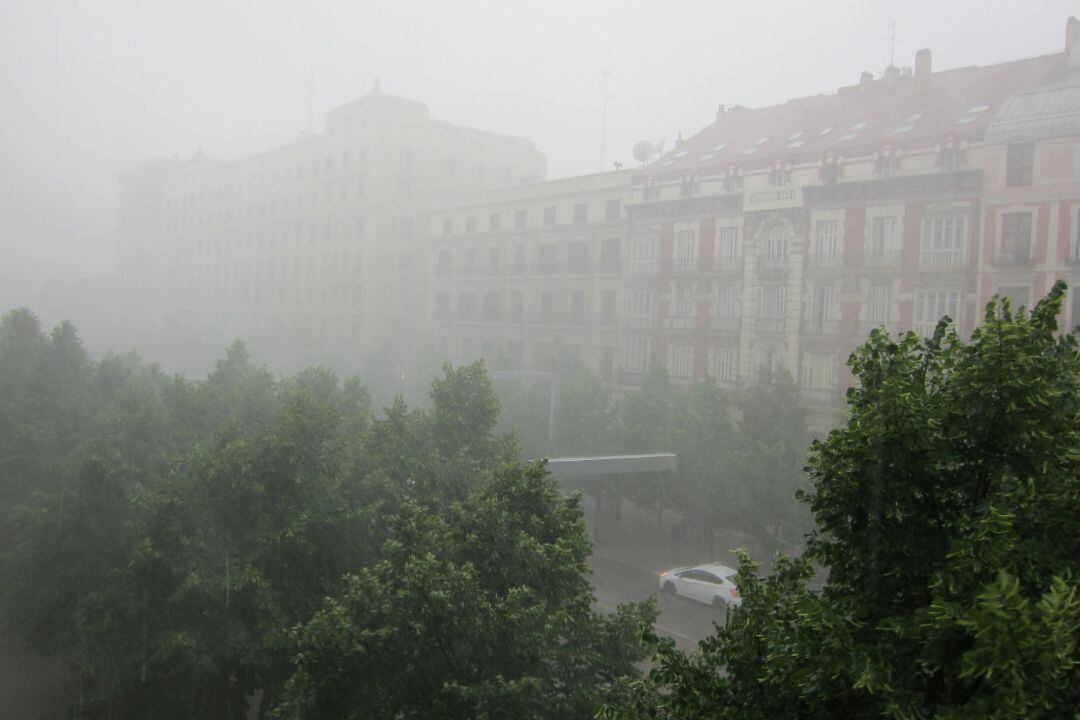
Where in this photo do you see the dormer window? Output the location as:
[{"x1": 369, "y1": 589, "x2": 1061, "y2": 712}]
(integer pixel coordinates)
[
  {"x1": 941, "y1": 141, "x2": 964, "y2": 172},
  {"x1": 723, "y1": 167, "x2": 742, "y2": 194},
  {"x1": 767, "y1": 162, "x2": 788, "y2": 187},
  {"x1": 680, "y1": 171, "x2": 697, "y2": 197},
  {"x1": 876, "y1": 146, "x2": 896, "y2": 179}
]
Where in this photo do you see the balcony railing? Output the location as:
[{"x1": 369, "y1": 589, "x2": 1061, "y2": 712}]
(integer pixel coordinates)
[
  {"x1": 625, "y1": 314, "x2": 656, "y2": 329},
  {"x1": 865, "y1": 247, "x2": 902, "y2": 266},
  {"x1": 802, "y1": 387, "x2": 840, "y2": 405},
  {"x1": 628, "y1": 260, "x2": 659, "y2": 275},
  {"x1": 856, "y1": 320, "x2": 900, "y2": 337},
  {"x1": 807, "y1": 252, "x2": 840, "y2": 269},
  {"x1": 920, "y1": 248, "x2": 966, "y2": 267},
  {"x1": 758, "y1": 255, "x2": 786, "y2": 271},
  {"x1": 994, "y1": 249, "x2": 1033, "y2": 266}
]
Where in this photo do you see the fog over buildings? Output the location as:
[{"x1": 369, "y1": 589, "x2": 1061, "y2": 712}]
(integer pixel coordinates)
[{"x1": 1, "y1": 0, "x2": 1078, "y2": 409}]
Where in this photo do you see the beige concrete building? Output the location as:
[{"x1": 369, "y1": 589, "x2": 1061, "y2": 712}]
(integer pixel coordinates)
[
  {"x1": 119, "y1": 83, "x2": 546, "y2": 371},
  {"x1": 428, "y1": 170, "x2": 633, "y2": 379}
]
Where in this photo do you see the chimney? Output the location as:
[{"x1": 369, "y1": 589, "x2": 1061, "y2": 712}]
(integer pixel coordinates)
[
  {"x1": 1068, "y1": 16, "x2": 1080, "y2": 54},
  {"x1": 859, "y1": 71, "x2": 874, "y2": 93},
  {"x1": 883, "y1": 64, "x2": 900, "y2": 89},
  {"x1": 716, "y1": 103, "x2": 726, "y2": 120},
  {"x1": 914, "y1": 48, "x2": 932, "y2": 93}
]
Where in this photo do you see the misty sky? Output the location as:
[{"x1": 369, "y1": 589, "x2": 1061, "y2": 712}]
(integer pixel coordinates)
[{"x1": 0, "y1": 0, "x2": 1075, "y2": 321}]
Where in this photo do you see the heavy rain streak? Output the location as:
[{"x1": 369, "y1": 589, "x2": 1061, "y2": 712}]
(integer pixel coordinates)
[{"x1": 2, "y1": 2, "x2": 1079, "y2": 718}]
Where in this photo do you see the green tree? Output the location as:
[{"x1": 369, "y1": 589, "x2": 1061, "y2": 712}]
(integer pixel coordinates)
[
  {"x1": 612, "y1": 284, "x2": 1080, "y2": 719},
  {"x1": 276, "y1": 461, "x2": 657, "y2": 720}
]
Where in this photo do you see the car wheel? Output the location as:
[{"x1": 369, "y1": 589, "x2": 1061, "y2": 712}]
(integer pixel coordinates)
[{"x1": 662, "y1": 581, "x2": 676, "y2": 595}]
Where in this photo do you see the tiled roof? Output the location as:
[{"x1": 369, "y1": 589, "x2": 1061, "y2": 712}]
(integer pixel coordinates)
[{"x1": 648, "y1": 53, "x2": 1064, "y2": 179}]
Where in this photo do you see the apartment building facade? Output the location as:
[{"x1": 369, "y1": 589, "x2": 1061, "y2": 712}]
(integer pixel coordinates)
[
  {"x1": 429, "y1": 20, "x2": 1080, "y2": 430},
  {"x1": 429, "y1": 171, "x2": 634, "y2": 379},
  {"x1": 119, "y1": 83, "x2": 546, "y2": 371}
]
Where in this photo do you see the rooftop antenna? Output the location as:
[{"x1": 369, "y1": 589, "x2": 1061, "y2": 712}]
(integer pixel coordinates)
[
  {"x1": 305, "y1": 70, "x2": 314, "y2": 133},
  {"x1": 887, "y1": 20, "x2": 896, "y2": 67},
  {"x1": 600, "y1": 70, "x2": 613, "y2": 172}
]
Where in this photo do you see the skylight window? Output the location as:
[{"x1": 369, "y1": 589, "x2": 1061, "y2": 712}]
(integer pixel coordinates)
[
  {"x1": 818, "y1": 127, "x2": 833, "y2": 136},
  {"x1": 956, "y1": 116, "x2": 976, "y2": 125},
  {"x1": 712, "y1": 142, "x2": 728, "y2": 152},
  {"x1": 967, "y1": 104, "x2": 989, "y2": 114},
  {"x1": 740, "y1": 146, "x2": 759, "y2": 155},
  {"x1": 850, "y1": 122, "x2": 867, "y2": 130},
  {"x1": 786, "y1": 140, "x2": 806, "y2": 149},
  {"x1": 787, "y1": 131, "x2": 803, "y2": 141},
  {"x1": 894, "y1": 125, "x2": 914, "y2": 134},
  {"x1": 838, "y1": 132, "x2": 857, "y2": 141},
  {"x1": 699, "y1": 152, "x2": 716, "y2": 161},
  {"x1": 674, "y1": 150, "x2": 689, "y2": 158},
  {"x1": 906, "y1": 113, "x2": 924, "y2": 122},
  {"x1": 754, "y1": 137, "x2": 769, "y2": 145}
]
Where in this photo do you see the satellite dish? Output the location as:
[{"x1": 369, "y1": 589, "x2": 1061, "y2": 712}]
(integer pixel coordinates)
[
  {"x1": 653, "y1": 139, "x2": 667, "y2": 156},
  {"x1": 632, "y1": 140, "x2": 654, "y2": 162}
]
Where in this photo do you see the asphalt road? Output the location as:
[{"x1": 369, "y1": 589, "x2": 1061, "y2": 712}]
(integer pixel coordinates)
[{"x1": 588, "y1": 552, "x2": 726, "y2": 654}]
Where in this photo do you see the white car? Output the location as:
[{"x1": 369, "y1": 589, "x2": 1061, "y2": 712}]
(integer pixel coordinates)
[{"x1": 658, "y1": 563, "x2": 742, "y2": 609}]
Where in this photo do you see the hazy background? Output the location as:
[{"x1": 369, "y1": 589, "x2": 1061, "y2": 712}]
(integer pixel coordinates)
[{"x1": 1, "y1": 0, "x2": 1074, "y2": 347}]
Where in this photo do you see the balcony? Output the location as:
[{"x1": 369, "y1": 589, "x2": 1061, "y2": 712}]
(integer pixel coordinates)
[
  {"x1": 758, "y1": 255, "x2": 786, "y2": 271},
  {"x1": 807, "y1": 252, "x2": 840, "y2": 269},
  {"x1": 628, "y1": 260, "x2": 659, "y2": 275},
  {"x1": 920, "y1": 248, "x2": 966, "y2": 267},
  {"x1": 801, "y1": 317, "x2": 840, "y2": 335},
  {"x1": 802, "y1": 386, "x2": 840, "y2": 405},
  {"x1": 625, "y1": 314, "x2": 656, "y2": 329},
  {"x1": 865, "y1": 247, "x2": 902, "y2": 267}
]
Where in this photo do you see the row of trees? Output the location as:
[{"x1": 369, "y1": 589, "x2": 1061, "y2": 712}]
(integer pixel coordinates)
[
  {"x1": 0, "y1": 311, "x2": 655, "y2": 718},
  {"x1": 609, "y1": 284, "x2": 1080, "y2": 719},
  {"x1": 496, "y1": 358, "x2": 811, "y2": 556}
]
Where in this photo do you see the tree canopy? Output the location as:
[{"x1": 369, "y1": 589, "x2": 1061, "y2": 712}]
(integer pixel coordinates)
[{"x1": 611, "y1": 283, "x2": 1080, "y2": 719}]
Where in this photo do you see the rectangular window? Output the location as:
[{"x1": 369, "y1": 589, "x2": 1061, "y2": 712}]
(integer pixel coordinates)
[
  {"x1": 813, "y1": 220, "x2": 839, "y2": 266},
  {"x1": 712, "y1": 284, "x2": 738, "y2": 330},
  {"x1": 920, "y1": 214, "x2": 968, "y2": 266},
  {"x1": 605, "y1": 198, "x2": 622, "y2": 220},
  {"x1": 513, "y1": 246, "x2": 526, "y2": 275},
  {"x1": 570, "y1": 290, "x2": 585, "y2": 324},
  {"x1": 458, "y1": 291, "x2": 476, "y2": 321},
  {"x1": 867, "y1": 216, "x2": 899, "y2": 265},
  {"x1": 489, "y1": 213, "x2": 501, "y2": 231},
  {"x1": 599, "y1": 237, "x2": 621, "y2": 272},
  {"x1": 675, "y1": 228, "x2": 697, "y2": 272},
  {"x1": 1006, "y1": 142, "x2": 1034, "y2": 187},
  {"x1": 488, "y1": 248, "x2": 499, "y2": 275},
  {"x1": 463, "y1": 248, "x2": 475, "y2": 276},
  {"x1": 800, "y1": 352, "x2": 838, "y2": 404},
  {"x1": 511, "y1": 291, "x2": 524, "y2": 322},
  {"x1": 914, "y1": 288, "x2": 961, "y2": 337},
  {"x1": 757, "y1": 286, "x2": 786, "y2": 332},
  {"x1": 436, "y1": 249, "x2": 452, "y2": 276},
  {"x1": 515, "y1": 209, "x2": 528, "y2": 228},
  {"x1": 574, "y1": 203, "x2": 588, "y2": 223},
  {"x1": 442, "y1": 218, "x2": 452, "y2": 236},
  {"x1": 715, "y1": 226, "x2": 740, "y2": 269},
  {"x1": 669, "y1": 344, "x2": 694, "y2": 380},
  {"x1": 806, "y1": 285, "x2": 838, "y2": 334},
  {"x1": 861, "y1": 284, "x2": 891, "y2": 334},
  {"x1": 601, "y1": 290, "x2": 617, "y2": 325},
  {"x1": 625, "y1": 290, "x2": 655, "y2": 328},
  {"x1": 540, "y1": 290, "x2": 554, "y2": 321},
  {"x1": 623, "y1": 336, "x2": 651, "y2": 374},
  {"x1": 435, "y1": 291, "x2": 451, "y2": 320},
  {"x1": 482, "y1": 291, "x2": 500, "y2": 321},
  {"x1": 536, "y1": 245, "x2": 558, "y2": 274},
  {"x1": 629, "y1": 234, "x2": 659, "y2": 273},
  {"x1": 543, "y1": 206, "x2": 557, "y2": 225},
  {"x1": 713, "y1": 346, "x2": 737, "y2": 385},
  {"x1": 567, "y1": 241, "x2": 589, "y2": 273},
  {"x1": 465, "y1": 216, "x2": 476, "y2": 233},
  {"x1": 999, "y1": 212, "x2": 1032, "y2": 265}
]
